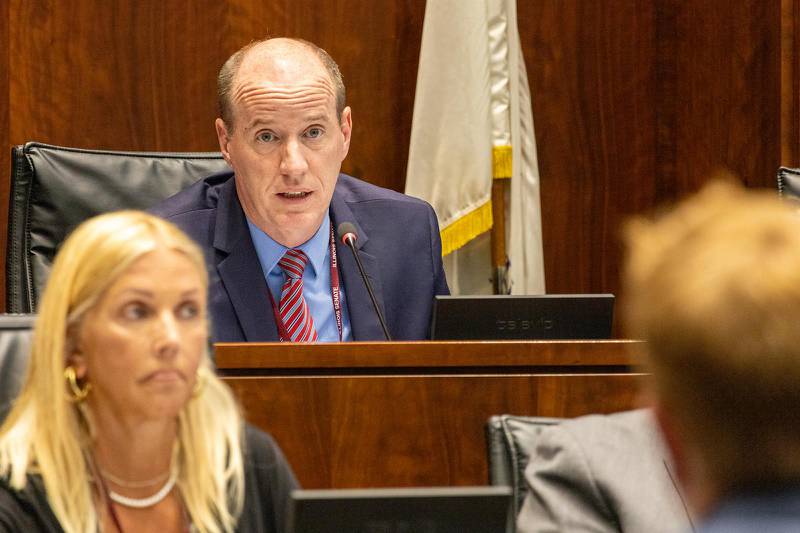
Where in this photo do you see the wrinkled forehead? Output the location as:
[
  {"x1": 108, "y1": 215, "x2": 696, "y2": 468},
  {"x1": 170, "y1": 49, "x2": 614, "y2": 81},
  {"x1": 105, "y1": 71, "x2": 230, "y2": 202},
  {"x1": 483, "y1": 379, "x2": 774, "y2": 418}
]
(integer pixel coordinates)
[{"x1": 230, "y1": 43, "x2": 337, "y2": 123}]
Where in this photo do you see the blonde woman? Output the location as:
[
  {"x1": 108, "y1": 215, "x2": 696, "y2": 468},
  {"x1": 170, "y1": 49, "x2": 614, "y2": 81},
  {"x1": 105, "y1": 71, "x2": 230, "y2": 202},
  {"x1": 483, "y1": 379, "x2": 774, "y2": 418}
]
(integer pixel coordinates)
[{"x1": 0, "y1": 211, "x2": 298, "y2": 532}]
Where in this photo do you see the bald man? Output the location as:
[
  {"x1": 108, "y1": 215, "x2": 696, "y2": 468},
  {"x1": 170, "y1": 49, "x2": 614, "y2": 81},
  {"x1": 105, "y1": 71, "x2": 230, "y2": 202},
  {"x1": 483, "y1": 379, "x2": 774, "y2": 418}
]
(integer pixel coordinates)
[{"x1": 152, "y1": 38, "x2": 449, "y2": 342}]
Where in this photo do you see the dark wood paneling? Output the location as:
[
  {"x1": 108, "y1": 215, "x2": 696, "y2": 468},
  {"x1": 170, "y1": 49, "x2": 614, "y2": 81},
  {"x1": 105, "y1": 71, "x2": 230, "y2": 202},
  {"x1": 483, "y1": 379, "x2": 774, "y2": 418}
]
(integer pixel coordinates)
[
  {"x1": 215, "y1": 339, "x2": 641, "y2": 369},
  {"x1": 518, "y1": 1, "x2": 659, "y2": 295},
  {"x1": 8, "y1": 1, "x2": 228, "y2": 152},
  {"x1": 218, "y1": 340, "x2": 646, "y2": 488},
  {"x1": 665, "y1": 1, "x2": 780, "y2": 191},
  {"x1": 0, "y1": 2, "x2": 8, "y2": 309},
  {"x1": 519, "y1": 0, "x2": 783, "y2": 296},
  {"x1": 781, "y1": 0, "x2": 800, "y2": 165},
  {"x1": 226, "y1": 374, "x2": 645, "y2": 488}
]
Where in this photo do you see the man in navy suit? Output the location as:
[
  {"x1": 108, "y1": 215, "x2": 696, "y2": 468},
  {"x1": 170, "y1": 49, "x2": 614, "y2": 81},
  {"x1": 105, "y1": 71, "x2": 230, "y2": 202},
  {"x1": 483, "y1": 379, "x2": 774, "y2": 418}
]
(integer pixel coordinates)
[
  {"x1": 624, "y1": 182, "x2": 800, "y2": 532},
  {"x1": 153, "y1": 37, "x2": 448, "y2": 342}
]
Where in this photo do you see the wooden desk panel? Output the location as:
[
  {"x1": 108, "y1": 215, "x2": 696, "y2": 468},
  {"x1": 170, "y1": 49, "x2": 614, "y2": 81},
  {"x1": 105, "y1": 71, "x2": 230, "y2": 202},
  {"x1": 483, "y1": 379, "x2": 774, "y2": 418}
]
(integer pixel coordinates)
[
  {"x1": 215, "y1": 340, "x2": 641, "y2": 370},
  {"x1": 216, "y1": 341, "x2": 648, "y2": 488}
]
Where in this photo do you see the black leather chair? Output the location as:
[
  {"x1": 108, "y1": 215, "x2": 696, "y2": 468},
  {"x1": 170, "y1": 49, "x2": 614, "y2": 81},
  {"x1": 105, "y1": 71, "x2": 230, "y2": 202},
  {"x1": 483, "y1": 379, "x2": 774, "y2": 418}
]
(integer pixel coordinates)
[
  {"x1": 0, "y1": 314, "x2": 36, "y2": 423},
  {"x1": 777, "y1": 166, "x2": 800, "y2": 199},
  {"x1": 485, "y1": 415, "x2": 561, "y2": 520},
  {"x1": 6, "y1": 142, "x2": 230, "y2": 313}
]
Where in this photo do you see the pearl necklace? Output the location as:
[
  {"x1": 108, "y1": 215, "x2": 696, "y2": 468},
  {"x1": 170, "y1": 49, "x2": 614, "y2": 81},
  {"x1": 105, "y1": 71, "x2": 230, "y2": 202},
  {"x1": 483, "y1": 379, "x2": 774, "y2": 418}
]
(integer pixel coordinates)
[{"x1": 107, "y1": 470, "x2": 178, "y2": 509}]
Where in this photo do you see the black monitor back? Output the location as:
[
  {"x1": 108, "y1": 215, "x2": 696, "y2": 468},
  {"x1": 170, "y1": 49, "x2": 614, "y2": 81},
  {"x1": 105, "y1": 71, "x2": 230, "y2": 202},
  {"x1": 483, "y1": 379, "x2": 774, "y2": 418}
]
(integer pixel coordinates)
[
  {"x1": 288, "y1": 486, "x2": 513, "y2": 533},
  {"x1": 430, "y1": 294, "x2": 614, "y2": 340}
]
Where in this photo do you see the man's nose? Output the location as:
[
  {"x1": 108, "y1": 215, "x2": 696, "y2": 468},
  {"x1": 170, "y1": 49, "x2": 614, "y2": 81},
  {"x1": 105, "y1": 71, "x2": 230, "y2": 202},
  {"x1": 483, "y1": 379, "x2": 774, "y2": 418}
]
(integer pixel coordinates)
[
  {"x1": 154, "y1": 312, "x2": 180, "y2": 360},
  {"x1": 279, "y1": 139, "x2": 309, "y2": 178}
]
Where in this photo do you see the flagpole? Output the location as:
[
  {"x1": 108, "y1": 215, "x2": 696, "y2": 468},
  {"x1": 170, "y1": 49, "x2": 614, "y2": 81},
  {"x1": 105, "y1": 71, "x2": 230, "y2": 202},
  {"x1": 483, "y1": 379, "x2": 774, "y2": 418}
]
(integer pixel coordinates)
[{"x1": 491, "y1": 179, "x2": 510, "y2": 294}]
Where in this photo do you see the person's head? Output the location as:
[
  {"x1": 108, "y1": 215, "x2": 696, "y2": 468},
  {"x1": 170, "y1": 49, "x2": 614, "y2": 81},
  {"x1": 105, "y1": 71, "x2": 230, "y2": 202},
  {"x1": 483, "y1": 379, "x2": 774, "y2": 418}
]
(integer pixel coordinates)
[
  {"x1": 218, "y1": 37, "x2": 346, "y2": 127},
  {"x1": 215, "y1": 37, "x2": 352, "y2": 248},
  {"x1": 58, "y1": 213, "x2": 209, "y2": 422},
  {"x1": 624, "y1": 180, "x2": 800, "y2": 515},
  {"x1": 0, "y1": 211, "x2": 244, "y2": 533}
]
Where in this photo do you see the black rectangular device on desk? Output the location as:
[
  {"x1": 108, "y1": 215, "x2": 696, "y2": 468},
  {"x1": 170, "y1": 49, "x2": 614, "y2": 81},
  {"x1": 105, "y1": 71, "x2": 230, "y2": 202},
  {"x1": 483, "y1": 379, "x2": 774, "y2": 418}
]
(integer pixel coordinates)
[
  {"x1": 430, "y1": 294, "x2": 615, "y2": 340},
  {"x1": 288, "y1": 486, "x2": 513, "y2": 533}
]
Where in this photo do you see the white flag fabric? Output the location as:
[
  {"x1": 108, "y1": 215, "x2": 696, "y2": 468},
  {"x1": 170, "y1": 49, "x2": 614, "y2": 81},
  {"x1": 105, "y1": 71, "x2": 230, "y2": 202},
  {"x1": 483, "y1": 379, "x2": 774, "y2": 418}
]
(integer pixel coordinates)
[
  {"x1": 505, "y1": 3, "x2": 545, "y2": 294},
  {"x1": 405, "y1": 0, "x2": 545, "y2": 294}
]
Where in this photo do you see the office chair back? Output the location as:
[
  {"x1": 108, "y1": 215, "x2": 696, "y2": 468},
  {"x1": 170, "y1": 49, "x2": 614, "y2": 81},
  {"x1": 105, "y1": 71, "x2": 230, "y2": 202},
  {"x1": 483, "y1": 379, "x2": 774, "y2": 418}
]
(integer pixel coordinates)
[
  {"x1": 778, "y1": 166, "x2": 800, "y2": 199},
  {"x1": 6, "y1": 142, "x2": 230, "y2": 313},
  {"x1": 0, "y1": 314, "x2": 36, "y2": 423},
  {"x1": 485, "y1": 415, "x2": 561, "y2": 519}
]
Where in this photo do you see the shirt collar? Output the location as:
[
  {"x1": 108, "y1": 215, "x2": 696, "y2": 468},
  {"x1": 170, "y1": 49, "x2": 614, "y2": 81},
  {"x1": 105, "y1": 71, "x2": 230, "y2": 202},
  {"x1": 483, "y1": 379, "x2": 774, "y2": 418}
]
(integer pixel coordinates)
[{"x1": 246, "y1": 210, "x2": 331, "y2": 277}]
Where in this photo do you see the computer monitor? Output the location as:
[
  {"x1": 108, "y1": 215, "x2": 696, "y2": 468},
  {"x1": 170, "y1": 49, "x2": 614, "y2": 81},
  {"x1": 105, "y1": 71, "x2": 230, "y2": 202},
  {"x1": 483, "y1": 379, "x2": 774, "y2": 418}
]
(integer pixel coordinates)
[
  {"x1": 288, "y1": 486, "x2": 513, "y2": 533},
  {"x1": 430, "y1": 294, "x2": 615, "y2": 340}
]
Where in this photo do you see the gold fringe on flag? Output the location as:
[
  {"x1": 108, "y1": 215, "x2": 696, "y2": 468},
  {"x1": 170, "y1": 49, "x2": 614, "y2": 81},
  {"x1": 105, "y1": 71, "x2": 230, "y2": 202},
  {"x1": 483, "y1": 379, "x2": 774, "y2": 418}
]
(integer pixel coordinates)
[
  {"x1": 492, "y1": 145, "x2": 512, "y2": 179},
  {"x1": 439, "y1": 200, "x2": 493, "y2": 256}
]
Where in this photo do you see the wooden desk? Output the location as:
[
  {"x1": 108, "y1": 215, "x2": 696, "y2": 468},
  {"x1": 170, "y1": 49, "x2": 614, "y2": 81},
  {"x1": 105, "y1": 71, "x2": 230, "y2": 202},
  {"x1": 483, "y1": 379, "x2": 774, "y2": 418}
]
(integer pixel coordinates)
[{"x1": 216, "y1": 340, "x2": 647, "y2": 488}]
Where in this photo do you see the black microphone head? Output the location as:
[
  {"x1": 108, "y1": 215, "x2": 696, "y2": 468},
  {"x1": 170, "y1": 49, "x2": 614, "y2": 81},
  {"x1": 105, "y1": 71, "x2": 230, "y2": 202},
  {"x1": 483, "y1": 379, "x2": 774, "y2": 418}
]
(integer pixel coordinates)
[{"x1": 337, "y1": 222, "x2": 358, "y2": 245}]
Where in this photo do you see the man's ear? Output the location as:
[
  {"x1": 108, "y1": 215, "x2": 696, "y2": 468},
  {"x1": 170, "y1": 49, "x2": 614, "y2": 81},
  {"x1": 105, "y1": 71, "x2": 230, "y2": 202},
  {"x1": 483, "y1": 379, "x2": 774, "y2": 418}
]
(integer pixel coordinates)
[
  {"x1": 215, "y1": 118, "x2": 234, "y2": 166},
  {"x1": 339, "y1": 106, "x2": 352, "y2": 159}
]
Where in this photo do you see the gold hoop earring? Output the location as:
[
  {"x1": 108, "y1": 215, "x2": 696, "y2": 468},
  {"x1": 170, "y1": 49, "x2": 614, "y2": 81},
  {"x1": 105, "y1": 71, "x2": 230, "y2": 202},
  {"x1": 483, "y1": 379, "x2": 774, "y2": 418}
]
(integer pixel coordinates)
[
  {"x1": 64, "y1": 366, "x2": 91, "y2": 402},
  {"x1": 191, "y1": 369, "x2": 206, "y2": 399}
]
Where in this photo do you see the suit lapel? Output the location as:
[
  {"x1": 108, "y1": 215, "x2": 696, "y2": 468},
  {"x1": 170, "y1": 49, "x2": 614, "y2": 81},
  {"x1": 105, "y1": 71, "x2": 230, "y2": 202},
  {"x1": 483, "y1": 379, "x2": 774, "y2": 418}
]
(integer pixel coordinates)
[
  {"x1": 213, "y1": 179, "x2": 279, "y2": 341},
  {"x1": 330, "y1": 188, "x2": 388, "y2": 340}
]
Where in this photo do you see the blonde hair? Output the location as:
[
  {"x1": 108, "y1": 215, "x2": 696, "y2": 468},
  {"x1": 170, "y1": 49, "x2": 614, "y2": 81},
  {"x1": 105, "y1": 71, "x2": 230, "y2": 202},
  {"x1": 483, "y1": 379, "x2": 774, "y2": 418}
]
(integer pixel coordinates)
[
  {"x1": 0, "y1": 211, "x2": 245, "y2": 532},
  {"x1": 624, "y1": 180, "x2": 800, "y2": 493}
]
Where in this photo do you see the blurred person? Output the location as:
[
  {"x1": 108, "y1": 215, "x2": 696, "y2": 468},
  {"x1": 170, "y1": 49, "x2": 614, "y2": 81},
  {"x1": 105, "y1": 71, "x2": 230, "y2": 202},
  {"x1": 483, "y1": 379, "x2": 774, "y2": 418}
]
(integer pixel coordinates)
[
  {"x1": 0, "y1": 211, "x2": 297, "y2": 532},
  {"x1": 624, "y1": 181, "x2": 800, "y2": 531},
  {"x1": 153, "y1": 37, "x2": 448, "y2": 343}
]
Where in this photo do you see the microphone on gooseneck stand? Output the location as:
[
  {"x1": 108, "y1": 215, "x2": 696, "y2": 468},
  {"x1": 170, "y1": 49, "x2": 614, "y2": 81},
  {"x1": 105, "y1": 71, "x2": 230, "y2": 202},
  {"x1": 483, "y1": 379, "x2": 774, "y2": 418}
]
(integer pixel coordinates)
[{"x1": 336, "y1": 222, "x2": 392, "y2": 341}]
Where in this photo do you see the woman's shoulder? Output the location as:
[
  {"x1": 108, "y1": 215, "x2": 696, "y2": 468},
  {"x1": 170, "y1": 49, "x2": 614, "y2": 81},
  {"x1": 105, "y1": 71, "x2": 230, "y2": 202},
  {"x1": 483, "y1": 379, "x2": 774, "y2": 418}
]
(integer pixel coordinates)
[
  {"x1": 0, "y1": 475, "x2": 63, "y2": 532},
  {"x1": 243, "y1": 424, "x2": 296, "y2": 478},
  {"x1": 238, "y1": 424, "x2": 299, "y2": 533},
  {"x1": 243, "y1": 424, "x2": 281, "y2": 464}
]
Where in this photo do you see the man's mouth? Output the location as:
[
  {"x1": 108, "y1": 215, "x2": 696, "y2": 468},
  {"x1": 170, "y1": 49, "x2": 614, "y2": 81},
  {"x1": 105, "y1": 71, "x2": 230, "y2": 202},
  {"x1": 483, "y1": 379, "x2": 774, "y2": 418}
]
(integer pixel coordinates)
[{"x1": 279, "y1": 191, "x2": 311, "y2": 199}]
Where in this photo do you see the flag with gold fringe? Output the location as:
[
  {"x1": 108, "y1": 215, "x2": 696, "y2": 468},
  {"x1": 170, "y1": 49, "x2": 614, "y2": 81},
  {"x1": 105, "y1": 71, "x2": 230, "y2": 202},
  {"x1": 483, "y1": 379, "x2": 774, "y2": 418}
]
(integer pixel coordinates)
[{"x1": 405, "y1": 0, "x2": 545, "y2": 294}]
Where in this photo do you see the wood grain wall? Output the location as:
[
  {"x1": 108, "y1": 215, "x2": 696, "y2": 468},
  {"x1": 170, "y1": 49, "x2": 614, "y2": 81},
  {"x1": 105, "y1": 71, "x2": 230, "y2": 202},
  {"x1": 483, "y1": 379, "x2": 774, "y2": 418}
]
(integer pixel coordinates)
[
  {"x1": 1, "y1": 0, "x2": 796, "y2": 308},
  {"x1": 521, "y1": 0, "x2": 791, "y2": 295}
]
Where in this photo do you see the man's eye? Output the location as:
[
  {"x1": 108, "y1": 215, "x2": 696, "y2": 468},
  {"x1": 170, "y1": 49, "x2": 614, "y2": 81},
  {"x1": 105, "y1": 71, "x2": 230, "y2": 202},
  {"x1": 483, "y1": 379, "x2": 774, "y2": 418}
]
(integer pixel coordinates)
[
  {"x1": 306, "y1": 127, "x2": 323, "y2": 139},
  {"x1": 257, "y1": 131, "x2": 276, "y2": 142},
  {"x1": 177, "y1": 301, "x2": 200, "y2": 320}
]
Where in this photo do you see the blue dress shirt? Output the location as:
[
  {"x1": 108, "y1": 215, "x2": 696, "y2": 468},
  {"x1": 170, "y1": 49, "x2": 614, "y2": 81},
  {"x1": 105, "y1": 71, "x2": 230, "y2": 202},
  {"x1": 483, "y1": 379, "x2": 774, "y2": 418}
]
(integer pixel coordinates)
[{"x1": 247, "y1": 211, "x2": 352, "y2": 342}]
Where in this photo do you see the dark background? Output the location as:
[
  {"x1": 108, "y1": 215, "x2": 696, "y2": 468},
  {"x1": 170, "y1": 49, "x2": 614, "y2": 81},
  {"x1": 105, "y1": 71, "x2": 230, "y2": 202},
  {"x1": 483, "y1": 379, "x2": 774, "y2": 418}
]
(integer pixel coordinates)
[{"x1": 2, "y1": 0, "x2": 796, "y2": 309}]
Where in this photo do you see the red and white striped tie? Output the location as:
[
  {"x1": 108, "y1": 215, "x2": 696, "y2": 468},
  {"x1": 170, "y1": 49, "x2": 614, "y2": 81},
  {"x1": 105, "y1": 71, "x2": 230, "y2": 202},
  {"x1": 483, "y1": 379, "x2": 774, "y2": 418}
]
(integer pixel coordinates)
[{"x1": 278, "y1": 249, "x2": 318, "y2": 342}]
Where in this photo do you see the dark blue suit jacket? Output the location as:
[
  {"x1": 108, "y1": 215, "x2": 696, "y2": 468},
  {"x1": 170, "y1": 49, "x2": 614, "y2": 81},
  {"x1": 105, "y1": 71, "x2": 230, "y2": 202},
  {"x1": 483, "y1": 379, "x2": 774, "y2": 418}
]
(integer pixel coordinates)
[{"x1": 151, "y1": 172, "x2": 449, "y2": 342}]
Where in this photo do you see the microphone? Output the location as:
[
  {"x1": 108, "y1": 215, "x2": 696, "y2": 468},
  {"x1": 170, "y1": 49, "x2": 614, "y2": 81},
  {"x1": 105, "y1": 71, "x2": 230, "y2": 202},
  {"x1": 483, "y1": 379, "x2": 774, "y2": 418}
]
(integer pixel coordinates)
[{"x1": 336, "y1": 222, "x2": 392, "y2": 341}]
